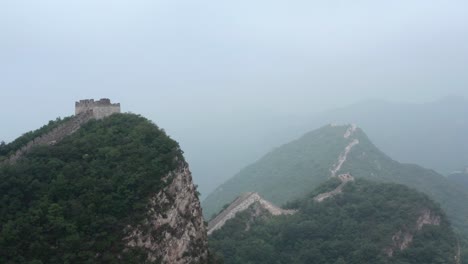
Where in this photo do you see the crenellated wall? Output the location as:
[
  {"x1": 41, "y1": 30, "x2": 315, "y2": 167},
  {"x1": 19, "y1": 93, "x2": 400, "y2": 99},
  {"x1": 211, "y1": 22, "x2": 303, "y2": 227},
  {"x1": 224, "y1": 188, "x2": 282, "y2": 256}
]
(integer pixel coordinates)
[
  {"x1": 207, "y1": 192, "x2": 296, "y2": 235},
  {"x1": 2, "y1": 99, "x2": 120, "y2": 165},
  {"x1": 313, "y1": 173, "x2": 355, "y2": 202},
  {"x1": 75, "y1": 98, "x2": 121, "y2": 119},
  {"x1": 2, "y1": 111, "x2": 94, "y2": 165}
]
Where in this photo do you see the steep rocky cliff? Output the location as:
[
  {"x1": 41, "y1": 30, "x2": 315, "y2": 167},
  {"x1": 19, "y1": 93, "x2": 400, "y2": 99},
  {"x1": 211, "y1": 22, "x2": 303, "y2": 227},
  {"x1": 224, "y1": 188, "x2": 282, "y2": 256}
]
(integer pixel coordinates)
[
  {"x1": 385, "y1": 209, "x2": 442, "y2": 257},
  {"x1": 125, "y1": 160, "x2": 208, "y2": 263},
  {"x1": 0, "y1": 113, "x2": 209, "y2": 264}
]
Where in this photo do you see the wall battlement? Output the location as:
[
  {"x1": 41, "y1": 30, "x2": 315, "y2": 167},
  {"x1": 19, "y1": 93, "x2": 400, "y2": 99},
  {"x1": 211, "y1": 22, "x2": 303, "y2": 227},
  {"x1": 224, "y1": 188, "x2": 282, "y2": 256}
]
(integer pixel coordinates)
[
  {"x1": 75, "y1": 98, "x2": 121, "y2": 119},
  {"x1": 207, "y1": 192, "x2": 296, "y2": 235},
  {"x1": 1, "y1": 99, "x2": 121, "y2": 165},
  {"x1": 2, "y1": 111, "x2": 95, "y2": 165}
]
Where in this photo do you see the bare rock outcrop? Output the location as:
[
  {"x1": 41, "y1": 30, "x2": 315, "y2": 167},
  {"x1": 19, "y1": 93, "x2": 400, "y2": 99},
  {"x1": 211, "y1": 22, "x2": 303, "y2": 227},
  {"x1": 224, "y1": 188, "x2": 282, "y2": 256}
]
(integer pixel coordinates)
[
  {"x1": 385, "y1": 209, "x2": 441, "y2": 257},
  {"x1": 125, "y1": 161, "x2": 208, "y2": 264}
]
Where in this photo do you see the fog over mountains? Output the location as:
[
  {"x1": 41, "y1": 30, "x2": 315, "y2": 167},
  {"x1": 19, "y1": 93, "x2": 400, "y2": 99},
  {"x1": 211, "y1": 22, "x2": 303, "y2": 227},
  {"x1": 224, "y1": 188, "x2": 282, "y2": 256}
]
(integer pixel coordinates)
[
  {"x1": 196, "y1": 97, "x2": 468, "y2": 198},
  {"x1": 2, "y1": 0, "x2": 468, "y2": 198},
  {"x1": 2, "y1": 1, "x2": 468, "y2": 263},
  {"x1": 2, "y1": 97, "x2": 467, "y2": 199}
]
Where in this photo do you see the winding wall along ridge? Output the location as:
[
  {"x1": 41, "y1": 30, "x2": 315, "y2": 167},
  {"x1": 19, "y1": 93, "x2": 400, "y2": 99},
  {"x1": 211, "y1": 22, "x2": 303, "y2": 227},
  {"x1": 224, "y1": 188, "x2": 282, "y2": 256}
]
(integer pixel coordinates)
[
  {"x1": 2, "y1": 111, "x2": 94, "y2": 165},
  {"x1": 207, "y1": 192, "x2": 296, "y2": 235}
]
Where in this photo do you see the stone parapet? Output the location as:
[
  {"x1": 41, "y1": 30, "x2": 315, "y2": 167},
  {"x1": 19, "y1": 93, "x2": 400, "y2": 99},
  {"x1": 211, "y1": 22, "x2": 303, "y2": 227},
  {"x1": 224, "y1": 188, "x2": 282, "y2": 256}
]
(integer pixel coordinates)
[{"x1": 75, "y1": 98, "x2": 121, "y2": 119}]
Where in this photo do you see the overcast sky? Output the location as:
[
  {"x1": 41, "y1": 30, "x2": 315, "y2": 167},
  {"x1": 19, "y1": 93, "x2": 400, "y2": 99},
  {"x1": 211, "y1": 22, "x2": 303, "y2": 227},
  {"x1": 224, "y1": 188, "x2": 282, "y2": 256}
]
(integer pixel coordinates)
[{"x1": 1, "y1": 0, "x2": 468, "y2": 195}]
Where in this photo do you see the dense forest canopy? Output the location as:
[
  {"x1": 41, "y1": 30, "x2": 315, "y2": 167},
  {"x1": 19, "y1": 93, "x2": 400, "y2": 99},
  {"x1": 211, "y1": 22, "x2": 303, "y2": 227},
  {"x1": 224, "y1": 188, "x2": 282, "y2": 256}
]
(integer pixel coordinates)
[
  {"x1": 0, "y1": 114, "x2": 183, "y2": 263},
  {"x1": 209, "y1": 179, "x2": 459, "y2": 264},
  {"x1": 203, "y1": 125, "x2": 468, "y2": 240}
]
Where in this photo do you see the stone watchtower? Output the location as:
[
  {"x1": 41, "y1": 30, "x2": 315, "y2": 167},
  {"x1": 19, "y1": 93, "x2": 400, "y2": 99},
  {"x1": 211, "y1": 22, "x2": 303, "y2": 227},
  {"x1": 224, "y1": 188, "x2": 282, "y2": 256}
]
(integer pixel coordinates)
[{"x1": 75, "y1": 98, "x2": 121, "y2": 119}]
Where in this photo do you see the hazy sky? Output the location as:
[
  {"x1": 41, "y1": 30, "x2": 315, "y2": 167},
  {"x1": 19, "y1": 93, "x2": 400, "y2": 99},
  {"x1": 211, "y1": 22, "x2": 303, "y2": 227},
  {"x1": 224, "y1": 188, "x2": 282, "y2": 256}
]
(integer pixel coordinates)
[{"x1": 1, "y1": 0, "x2": 468, "y2": 195}]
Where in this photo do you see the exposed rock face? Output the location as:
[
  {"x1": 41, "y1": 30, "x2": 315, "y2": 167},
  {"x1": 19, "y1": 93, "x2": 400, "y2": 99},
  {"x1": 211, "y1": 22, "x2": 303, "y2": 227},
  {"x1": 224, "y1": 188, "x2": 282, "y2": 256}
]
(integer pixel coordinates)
[
  {"x1": 125, "y1": 161, "x2": 208, "y2": 264},
  {"x1": 416, "y1": 209, "x2": 441, "y2": 230},
  {"x1": 385, "y1": 209, "x2": 441, "y2": 257},
  {"x1": 207, "y1": 192, "x2": 296, "y2": 235}
]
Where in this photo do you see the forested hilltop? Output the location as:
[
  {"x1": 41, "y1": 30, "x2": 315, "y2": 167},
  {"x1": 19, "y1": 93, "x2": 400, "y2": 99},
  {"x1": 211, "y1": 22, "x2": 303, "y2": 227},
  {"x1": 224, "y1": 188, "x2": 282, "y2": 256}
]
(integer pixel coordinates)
[
  {"x1": 0, "y1": 114, "x2": 209, "y2": 264},
  {"x1": 190, "y1": 98, "x2": 468, "y2": 199},
  {"x1": 203, "y1": 125, "x2": 468, "y2": 240},
  {"x1": 203, "y1": 125, "x2": 351, "y2": 218},
  {"x1": 210, "y1": 179, "x2": 460, "y2": 264}
]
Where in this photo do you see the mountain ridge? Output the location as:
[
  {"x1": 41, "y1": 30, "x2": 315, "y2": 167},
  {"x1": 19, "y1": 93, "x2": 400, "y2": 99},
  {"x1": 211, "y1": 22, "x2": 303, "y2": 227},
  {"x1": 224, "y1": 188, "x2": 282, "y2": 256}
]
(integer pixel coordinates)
[
  {"x1": 207, "y1": 192, "x2": 296, "y2": 235},
  {"x1": 209, "y1": 179, "x2": 459, "y2": 264},
  {"x1": 203, "y1": 124, "x2": 468, "y2": 239}
]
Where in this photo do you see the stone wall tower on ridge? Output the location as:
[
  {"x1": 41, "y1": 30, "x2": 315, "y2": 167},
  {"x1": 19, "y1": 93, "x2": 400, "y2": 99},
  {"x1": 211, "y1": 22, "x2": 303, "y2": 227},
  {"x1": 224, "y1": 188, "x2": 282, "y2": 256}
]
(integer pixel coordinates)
[{"x1": 75, "y1": 98, "x2": 121, "y2": 119}]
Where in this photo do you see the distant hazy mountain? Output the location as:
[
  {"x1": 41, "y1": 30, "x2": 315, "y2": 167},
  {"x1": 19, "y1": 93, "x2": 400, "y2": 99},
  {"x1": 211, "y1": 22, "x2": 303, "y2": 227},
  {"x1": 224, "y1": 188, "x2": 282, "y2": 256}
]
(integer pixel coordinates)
[
  {"x1": 209, "y1": 179, "x2": 460, "y2": 264},
  {"x1": 448, "y1": 170, "x2": 468, "y2": 190},
  {"x1": 203, "y1": 124, "x2": 468, "y2": 239},
  {"x1": 195, "y1": 97, "x2": 468, "y2": 199},
  {"x1": 309, "y1": 97, "x2": 468, "y2": 175}
]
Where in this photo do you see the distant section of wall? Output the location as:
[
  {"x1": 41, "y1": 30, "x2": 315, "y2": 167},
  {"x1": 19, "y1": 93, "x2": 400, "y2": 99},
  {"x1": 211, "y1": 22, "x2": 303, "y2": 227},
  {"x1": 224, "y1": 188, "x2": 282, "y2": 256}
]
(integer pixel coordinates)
[
  {"x1": 207, "y1": 192, "x2": 296, "y2": 235},
  {"x1": 314, "y1": 173, "x2": 355, "y2": 202}
]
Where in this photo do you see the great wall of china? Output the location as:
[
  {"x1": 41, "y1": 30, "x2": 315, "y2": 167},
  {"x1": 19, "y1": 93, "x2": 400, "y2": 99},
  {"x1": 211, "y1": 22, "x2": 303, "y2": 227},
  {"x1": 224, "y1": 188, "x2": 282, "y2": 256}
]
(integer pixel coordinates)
[
  {"x1": 313, "y1": 173, "x2": 355, "y2": 202},
  {"x1": 208, "y1": 124, "x2": 361, "y2": 234},
  {"x1": 207, "y1": 192, "x2": 296, "y2": 235},
  {"x1": 206, "y1": 124, "x2": 461, "y2": 261},
  {"x1": 314, "y1": 124, "x2": 360, "y2": 202},
  {"x1": 1, "y1": 99, "x2": 120, "y2": 165}
]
